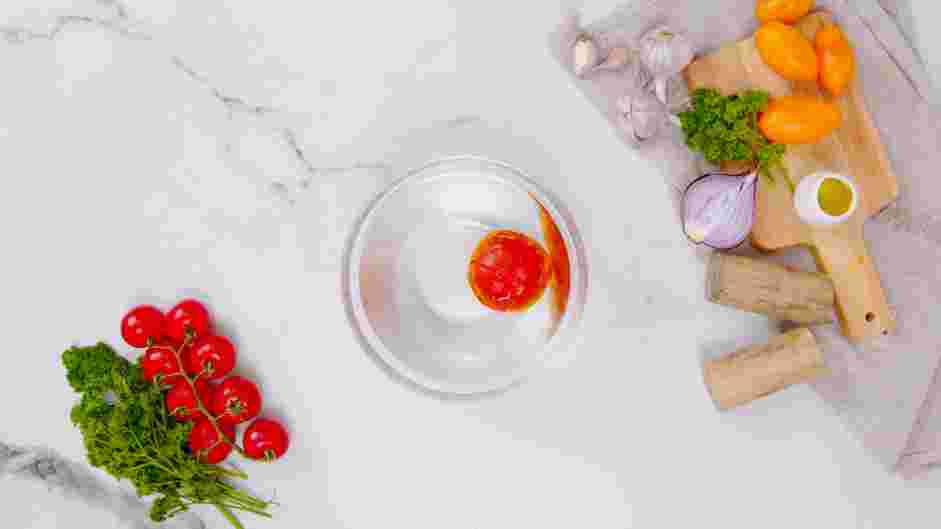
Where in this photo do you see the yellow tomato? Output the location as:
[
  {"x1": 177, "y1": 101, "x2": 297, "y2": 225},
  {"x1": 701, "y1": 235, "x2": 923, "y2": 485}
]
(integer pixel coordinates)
[
  {"x1": 815, "y1": 23, "x2": 855, "y2": 97},
  {"x1": 758, "y1": 95, "x2": 842, "y2": 144},
  {"x1": 755, "y1": 22, "x2": 819, "y2": 82},
  {"x1": 756, "y1": 0, "x2": 815, "y2": 24}
]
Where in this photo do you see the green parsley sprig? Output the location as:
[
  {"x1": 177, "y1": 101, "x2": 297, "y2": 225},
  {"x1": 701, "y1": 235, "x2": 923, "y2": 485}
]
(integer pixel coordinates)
[
  {"x1": 63, "y1": 343, "x2": 271, "y2": 528},
  {"x1": 678, "y1": 87, "x2": 786, "y2": 181}
]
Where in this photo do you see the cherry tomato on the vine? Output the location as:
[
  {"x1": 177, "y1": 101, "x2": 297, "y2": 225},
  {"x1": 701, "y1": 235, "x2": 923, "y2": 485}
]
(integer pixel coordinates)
[
  {"x1": 190, "y1": 420, "x2": 234, "y2": 464},
  {"x1": 210, "y1": 376, "x2": 262, "y2": 425},
  {"x1": 243, "y1": 418, "x2": 290, "y2": 461},
  {"x1": 140, "y1": 346, "x2": 183, "y2": 384},
  {"x1": 166, "y1": 378, "x2": 210, "y2": 422},
  {"x1": 165, "y1": 299, "x2": 211, "y2": 343},
  {"x1": 121, "y1": 305, "x2": 165, "y2": 348},
  {"x1": 186, "y1": 335, "x2": 236, "y2": 380}
]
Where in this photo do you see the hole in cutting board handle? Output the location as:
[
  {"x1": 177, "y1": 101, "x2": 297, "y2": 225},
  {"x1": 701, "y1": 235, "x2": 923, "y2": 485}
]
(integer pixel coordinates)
[{"x1": 863, "y1": 312, "x2": 889, "y2": 336}]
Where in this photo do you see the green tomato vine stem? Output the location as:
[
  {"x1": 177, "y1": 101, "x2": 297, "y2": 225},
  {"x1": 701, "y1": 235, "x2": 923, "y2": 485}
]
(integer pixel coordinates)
[{"x1": 166, "y1": 332, "x2": 249, "y2": 458}]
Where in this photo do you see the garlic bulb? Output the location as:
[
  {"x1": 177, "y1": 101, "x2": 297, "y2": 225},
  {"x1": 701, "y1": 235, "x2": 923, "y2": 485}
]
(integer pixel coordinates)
[
  {"x1": 638, "y1": 25, "x2": 695, "y2": 104},
  {"x1": 616, "y1": 90, "x2": 668, "y2": 142},
  {"x1": 573, "y1": 34, "x2": 600, "y2": 78}
]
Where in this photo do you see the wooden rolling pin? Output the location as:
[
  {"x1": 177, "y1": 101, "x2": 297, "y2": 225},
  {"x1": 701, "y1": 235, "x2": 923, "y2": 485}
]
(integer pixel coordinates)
[
  {"x1": 707, "y1": 252, "x2": 836, "y2": 325},
  {"x1": 702, "y1": 253, "x2": 835, "y2": 410},
  {"x1": 702, "y1": 328, "x2": 827, "y2": 410}
]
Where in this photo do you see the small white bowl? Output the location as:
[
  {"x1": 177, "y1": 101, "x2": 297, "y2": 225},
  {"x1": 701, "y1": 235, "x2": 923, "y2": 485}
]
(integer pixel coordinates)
[{"x1": 793, "y1": 171, "x2": 858, "y2": 226}]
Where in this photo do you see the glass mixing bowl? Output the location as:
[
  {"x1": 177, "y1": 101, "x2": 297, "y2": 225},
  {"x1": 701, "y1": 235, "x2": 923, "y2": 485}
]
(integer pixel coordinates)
[{"x1": 345, "y1": 156, "x2": 587, "y2": 395}]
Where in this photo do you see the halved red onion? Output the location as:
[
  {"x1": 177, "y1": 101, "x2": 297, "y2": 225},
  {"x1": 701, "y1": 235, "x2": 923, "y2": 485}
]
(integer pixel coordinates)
[{"x1": 682, "y1": 170, "x2": 758, "y2": 249}]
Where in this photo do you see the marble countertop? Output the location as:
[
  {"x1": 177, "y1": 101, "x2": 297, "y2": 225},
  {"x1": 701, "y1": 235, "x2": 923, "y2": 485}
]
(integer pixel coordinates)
[{"x1": 2, "y1": 1, "x2": 940, "y2": 528}]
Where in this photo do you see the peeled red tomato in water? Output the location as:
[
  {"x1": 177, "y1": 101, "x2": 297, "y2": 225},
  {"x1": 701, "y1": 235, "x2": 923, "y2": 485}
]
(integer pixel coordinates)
[{"x1": 468, "y1": 230, "x2": 553, "y2": 312}]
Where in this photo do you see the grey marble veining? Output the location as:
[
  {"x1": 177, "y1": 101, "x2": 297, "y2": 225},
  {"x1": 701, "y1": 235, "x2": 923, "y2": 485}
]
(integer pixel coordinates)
[
  {"x1": 1, "y1": 0, "x2": 390, "y2": 207},
  {"x1": 0, "y1": 441, "x2": 203, "y2": 529}
]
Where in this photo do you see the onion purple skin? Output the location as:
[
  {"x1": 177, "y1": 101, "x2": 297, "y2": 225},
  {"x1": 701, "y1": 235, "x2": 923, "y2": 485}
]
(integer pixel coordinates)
[{"x1": 681, "y1": 169, "x2": 758, "y2": 250}]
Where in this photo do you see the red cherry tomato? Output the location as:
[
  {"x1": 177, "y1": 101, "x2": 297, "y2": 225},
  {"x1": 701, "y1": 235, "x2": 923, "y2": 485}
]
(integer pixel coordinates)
[
  {"x1": 210, "y1": 376, "x2": 262, "y2": 425},
  {"x1": 189, "y1": 420, "x2": 234, "y2": 464},
  {"x1": 165, "y1": 299, "x2": 211, "y2": 343},
  {"x1": 243, "y1": 419, "x2": 290, "y2": 461},
  {"x1": 165, "y1": 378, "x2": 209, "y2": 422},
  {"x1": 186, "y1": 335, "x2": 237, "y2": 380},
  {"x1": 120, "y1": 305, "x2": 165, "y2": 348},
  {"x1": 140, "y1": 346, "x2": 183, "y2": 384}
]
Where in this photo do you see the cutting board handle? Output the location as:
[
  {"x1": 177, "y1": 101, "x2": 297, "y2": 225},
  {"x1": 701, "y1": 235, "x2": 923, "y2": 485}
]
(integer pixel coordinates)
[{"x1": 811, "y1": 222, "x2": 894, "y2": 343}]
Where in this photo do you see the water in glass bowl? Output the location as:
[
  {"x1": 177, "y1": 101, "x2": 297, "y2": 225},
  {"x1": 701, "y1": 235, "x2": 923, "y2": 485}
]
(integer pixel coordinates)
[{"x1": 348, "y1": 157, "x2": 584, "y2": 395}]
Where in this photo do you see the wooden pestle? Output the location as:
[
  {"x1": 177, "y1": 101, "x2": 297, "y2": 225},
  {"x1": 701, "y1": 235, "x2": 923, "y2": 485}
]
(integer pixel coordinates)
[
  {"x1": 707, "y1": 252, "x2": 835, "y2": 325},
  {"x1": 702, "y1": 328, "x2": 827, "y2": 411},
  {"x1": 703, "y1": 253, "x2": 834, "y2": 410}
]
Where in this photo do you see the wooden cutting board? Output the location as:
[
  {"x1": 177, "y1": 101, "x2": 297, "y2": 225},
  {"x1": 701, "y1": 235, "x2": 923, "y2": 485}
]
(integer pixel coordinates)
[{"x1": 684, "y1": 11, "x2": 898, "y2": 343}]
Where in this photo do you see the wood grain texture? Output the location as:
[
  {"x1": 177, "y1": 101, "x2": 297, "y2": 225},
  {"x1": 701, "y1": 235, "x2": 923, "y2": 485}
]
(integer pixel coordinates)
[
  {"x1": 702, "y1": 328, "x2": 827, "y2": 411},
  {"x1": 684, "y1": 11, "x2": 897, "y2": 343},
  {"x1": 706, "y1": 252, "x2": 835, "y2": 324}
]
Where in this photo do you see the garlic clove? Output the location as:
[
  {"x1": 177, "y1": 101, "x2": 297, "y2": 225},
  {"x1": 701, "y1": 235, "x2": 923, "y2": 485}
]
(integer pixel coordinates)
[
  {"x1": 653, "y1": 78, "x2": 671, "y2": 106},
  {"x1": 573, "y1": 34, "x2": 599, "y2": 78}
]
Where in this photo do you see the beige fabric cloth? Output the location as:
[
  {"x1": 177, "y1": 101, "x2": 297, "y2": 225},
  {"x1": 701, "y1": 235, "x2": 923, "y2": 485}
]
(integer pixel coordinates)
[{"x1": 551, "y1": 0, "x2": 941, "y2": 476}]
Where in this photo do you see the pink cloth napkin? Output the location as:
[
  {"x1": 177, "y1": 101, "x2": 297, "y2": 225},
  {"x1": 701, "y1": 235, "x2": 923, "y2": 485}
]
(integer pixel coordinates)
[{"x1": 551, "y1": 0, "x2": 941, "y2": 477}]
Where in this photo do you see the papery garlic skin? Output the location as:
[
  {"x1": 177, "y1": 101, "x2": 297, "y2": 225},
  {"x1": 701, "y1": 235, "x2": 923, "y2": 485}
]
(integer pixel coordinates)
[
  {"x1": 573, "y1": 34, "x2": 599, "y2": 78},
  {"x1": 595, "y1": 47, "x2": 632, "y2": 72},
  {"x1": 638, "y1": 25, "x2": 695, "y2": 104},
  {"x1": 793, "y1": 171, "x2": 858, "y2": 226}
]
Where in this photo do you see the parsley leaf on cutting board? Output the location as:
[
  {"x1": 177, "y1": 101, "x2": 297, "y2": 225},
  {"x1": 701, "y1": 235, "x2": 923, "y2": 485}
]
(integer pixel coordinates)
[{"x1": 679, "y1": 87, "x2": 786, "y2": 180}]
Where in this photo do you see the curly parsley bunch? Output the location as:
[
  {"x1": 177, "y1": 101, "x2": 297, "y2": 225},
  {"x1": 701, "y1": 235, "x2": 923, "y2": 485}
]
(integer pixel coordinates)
[{"x1": 679, "y1": 87, "x2": 786, "y2": 180}]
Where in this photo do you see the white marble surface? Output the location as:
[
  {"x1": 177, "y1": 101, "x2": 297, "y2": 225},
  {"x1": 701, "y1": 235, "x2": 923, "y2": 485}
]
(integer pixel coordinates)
[{"x1": 1, "y1": 1, "x2": 940, "y2": 528}]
